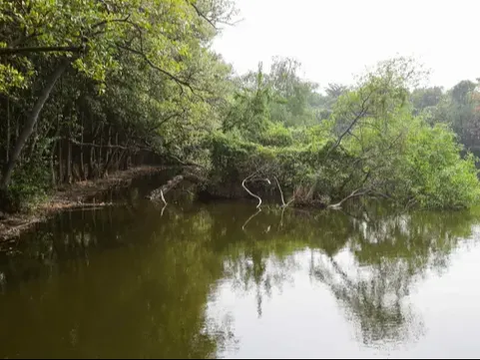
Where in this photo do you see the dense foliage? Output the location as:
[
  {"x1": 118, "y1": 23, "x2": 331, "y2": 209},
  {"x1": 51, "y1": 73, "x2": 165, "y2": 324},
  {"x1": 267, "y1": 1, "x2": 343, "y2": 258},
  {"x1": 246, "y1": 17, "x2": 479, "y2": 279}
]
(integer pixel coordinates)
[
  {"x1": 0, "y1": 0, "x2": 236, "y2": 210},
  {"x1": 208, "y1": 57, "x2": 480, "y2": 210},
  {"x1": 0, "y1": 1, "x2": 479, "y2": 211}
]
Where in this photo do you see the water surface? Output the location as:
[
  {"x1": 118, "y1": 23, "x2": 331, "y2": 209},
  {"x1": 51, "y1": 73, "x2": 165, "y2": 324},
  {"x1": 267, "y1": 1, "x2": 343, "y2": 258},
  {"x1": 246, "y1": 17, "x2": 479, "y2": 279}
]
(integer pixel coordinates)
[{"x1": 1, "y1": 187, "x2": 480, "y2": 358}]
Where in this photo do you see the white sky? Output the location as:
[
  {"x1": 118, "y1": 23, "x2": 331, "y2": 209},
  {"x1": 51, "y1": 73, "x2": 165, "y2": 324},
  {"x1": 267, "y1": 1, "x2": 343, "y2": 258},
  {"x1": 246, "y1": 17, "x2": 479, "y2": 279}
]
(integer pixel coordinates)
[{"x1": 212, "y1": 0, "x2": 480, "y2": 92}]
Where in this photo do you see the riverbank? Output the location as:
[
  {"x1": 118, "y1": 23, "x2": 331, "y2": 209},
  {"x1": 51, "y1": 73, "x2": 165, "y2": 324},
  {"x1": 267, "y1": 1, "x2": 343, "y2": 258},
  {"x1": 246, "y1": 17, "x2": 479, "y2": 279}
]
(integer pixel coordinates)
[{"x1": 0, "y1": 166, "x2": 166, "y2": 241}]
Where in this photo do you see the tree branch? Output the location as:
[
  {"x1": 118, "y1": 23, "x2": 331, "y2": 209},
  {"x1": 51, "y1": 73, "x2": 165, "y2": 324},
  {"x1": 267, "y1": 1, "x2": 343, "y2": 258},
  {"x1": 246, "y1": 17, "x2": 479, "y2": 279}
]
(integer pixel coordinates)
[
  {"x1": 69, "y1": 139, "x2": 147, "y2": 151},
  {"x1": 92, "y1": 14, "x2": 131, "y2": 29},
  {"x1": 274, "y1": 176, "x2": 294, "y2": 207},
  {"x1": 327, "y1": 188, "x2": 371, "y2": 210},
  {"x1": 146, "y1": 175, "x2": 184, "y2": 201},
  {"x1": 116, "y1": 44, "x2": 200, "y2": 97},
  {"x1": 167, "y1": 154, "x2": 206, "y2": 169},
  {"x1": 326, "y1": 90, "x2": 373, "y2": 157},
  {"x1": 242, "y1": 174, "x2": 263, "y2": 209},
  {"x1": 190, "y1": 2, "x2": 217, "y2": 29},
  {"x1": 10, "y1": 31, "x2": 39, "y2": 48},
  {"x1": 154, "y1": 110, "x2": 186, "y2": 130},
  {"x1": 0, "y1": 46, "x2": 82, "y2": 55},
  {"x1": 274, "y1": 176, "x2": 286, "y2": 206}
]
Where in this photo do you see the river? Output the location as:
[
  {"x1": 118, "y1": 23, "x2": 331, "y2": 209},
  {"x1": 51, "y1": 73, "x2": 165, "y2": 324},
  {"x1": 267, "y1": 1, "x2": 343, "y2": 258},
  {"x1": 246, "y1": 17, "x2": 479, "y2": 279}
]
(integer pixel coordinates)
[{"x1": 0, "y1": 175, "x2": 480, "y2": 358}]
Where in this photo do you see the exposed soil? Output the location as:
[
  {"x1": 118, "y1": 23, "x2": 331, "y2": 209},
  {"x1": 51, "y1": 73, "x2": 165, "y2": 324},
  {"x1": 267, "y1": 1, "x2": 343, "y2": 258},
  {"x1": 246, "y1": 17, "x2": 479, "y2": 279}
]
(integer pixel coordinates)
[{"x1": 0, "y1": 166, "x2": 166, "y2": 241}]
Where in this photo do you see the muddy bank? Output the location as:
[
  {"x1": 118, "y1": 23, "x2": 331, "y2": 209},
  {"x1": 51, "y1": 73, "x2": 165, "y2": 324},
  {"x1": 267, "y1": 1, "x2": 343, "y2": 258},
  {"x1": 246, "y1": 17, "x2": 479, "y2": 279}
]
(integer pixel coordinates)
[{"x1": 0, "y1": 166, "x2": 166, "y2": 241}]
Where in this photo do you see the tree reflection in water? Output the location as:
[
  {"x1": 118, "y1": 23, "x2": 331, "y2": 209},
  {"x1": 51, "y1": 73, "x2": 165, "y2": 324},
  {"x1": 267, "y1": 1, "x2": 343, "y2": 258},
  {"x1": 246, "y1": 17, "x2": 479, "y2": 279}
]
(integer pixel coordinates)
[
  {"x1": 220, "y1": 203, "x2": 479, "y2": 349},
  {"x1": 0, "y1": 200, "x2": 478, "y2": 357}
]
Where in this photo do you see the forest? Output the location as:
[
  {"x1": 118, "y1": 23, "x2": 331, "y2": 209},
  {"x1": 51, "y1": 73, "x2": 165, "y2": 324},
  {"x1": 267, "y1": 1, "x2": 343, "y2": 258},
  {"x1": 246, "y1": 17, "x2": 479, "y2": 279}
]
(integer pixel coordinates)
[{"x1": 1, "y1": 0, "x2": 480, "y2": 213}]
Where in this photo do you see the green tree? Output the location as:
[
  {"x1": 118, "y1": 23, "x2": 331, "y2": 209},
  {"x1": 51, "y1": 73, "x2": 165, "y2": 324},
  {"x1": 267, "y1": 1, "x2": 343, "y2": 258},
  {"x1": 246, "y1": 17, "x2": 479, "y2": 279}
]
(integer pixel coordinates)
[{"x1": 0, "y1": 0, "x2": 236, "y2": 189}]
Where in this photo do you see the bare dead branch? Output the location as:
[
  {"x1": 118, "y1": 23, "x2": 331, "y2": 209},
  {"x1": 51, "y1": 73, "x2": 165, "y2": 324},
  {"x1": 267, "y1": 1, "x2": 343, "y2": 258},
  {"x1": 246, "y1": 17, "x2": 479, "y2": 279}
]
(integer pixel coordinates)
[
  {"x1": 242, "y1": 175, "x2": 263, "y2": 208},
  {"x1": 216, "y1": 18, "x2": 244, "y2": 26},
  {"x1": 159, "y1": 190, "x2": 167, "y2": 206},
  {"x1": 274, "y1": 176, "x2": 286, "y2": 206},
  {"x1": 274, "y1": 176, "x2": 294, "y2": 208},
  {"x1": 327, "y1": 188, "x2": 371, "y2": 210},
  {"x1": 146, "y1": 175, "x2": 184, "y2": 201}
]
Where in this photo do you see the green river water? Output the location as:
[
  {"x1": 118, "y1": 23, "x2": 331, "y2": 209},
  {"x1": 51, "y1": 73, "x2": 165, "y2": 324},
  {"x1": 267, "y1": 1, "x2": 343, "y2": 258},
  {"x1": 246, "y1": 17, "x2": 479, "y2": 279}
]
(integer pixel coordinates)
[{"x1": 1, "y1": 173, "x2": 480, "y2": 358}]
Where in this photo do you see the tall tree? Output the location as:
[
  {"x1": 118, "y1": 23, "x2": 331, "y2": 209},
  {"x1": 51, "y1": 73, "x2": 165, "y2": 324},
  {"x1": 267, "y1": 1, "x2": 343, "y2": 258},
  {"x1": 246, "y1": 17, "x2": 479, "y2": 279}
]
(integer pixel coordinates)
[{"x1": 0, "y1": 0, "x2": 236, "y2": 189}]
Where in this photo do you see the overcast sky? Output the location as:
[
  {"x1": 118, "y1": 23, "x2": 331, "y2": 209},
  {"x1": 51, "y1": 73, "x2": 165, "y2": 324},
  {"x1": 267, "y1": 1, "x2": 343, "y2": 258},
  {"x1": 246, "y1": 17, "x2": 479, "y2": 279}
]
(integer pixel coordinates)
[{"x1": 212, "y1": 0, "x2": 479, "y2": 92}]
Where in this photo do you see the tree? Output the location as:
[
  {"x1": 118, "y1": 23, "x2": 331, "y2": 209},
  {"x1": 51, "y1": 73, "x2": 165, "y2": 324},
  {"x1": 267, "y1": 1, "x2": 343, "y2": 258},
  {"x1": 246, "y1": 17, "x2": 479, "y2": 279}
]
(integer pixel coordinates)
[
  {"x1": 410, "y1": 86, "x2": 443, "y2": 115},
  {"x1": 0, "y1": 0, "x2": 237, "y2": 189}
]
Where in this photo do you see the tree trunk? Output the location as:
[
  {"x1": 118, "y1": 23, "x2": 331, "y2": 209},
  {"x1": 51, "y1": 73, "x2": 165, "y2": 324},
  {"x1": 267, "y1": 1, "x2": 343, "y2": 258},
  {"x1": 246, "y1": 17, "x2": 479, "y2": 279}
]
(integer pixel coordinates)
[
  {"x1": 80, "y1": 112, "x2": 85, "y2": 180},
  {"x1": 104, "y1": 148, "x2": 118, "y2": 175},
  {"x1": 0, "y1": 59, "x2": 69, "y2": 189},
  {"x1": 88, "y1": 121, "x2": 100, "y2": 179},
  {"x1": 6, "y1": 97, "x2": 10, "y2": 162},
  {"x1": 114, "y1": 149, "x2": 127, "y2": 170},
  {"x1": 99, "y1": 132, "x2": 103, "y2": 177},
  {"x1": 88, "y1": 145, "x2": 95, "y2": 179},
  {"x1": 126, "y1": 152, "x2": 132, "y2": 169},
  {"x1": 28, "y1": 121, "x2": 39, "y2": 159},
  {"x1": 67, "y1": 138, "x2": 72, "y2": 184},
  {"x1": 50, "y1": 141, "x2": 56, "y2": 187},
  {"x1": 115, "y1": 133, "x2": 119, "y2": 170},
  {"x1": 57, "y1": 113, "x2": 63, "y2": 185},
  {"x1": 66, "y1": 106, "x2": 73, "y2": 184},
  {"x1": 102, "y1": 126, "x2": 112, "y2": 177},
  {"x1": 58, "y1": 138, "x2": 63, "y2": 184}
]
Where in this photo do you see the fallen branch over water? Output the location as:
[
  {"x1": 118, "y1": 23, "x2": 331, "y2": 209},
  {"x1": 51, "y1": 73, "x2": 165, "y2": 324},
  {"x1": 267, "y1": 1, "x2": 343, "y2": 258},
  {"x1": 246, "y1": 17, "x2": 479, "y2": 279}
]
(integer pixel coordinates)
[
  {"x1": 242, "y1": 175, "x2": 263, "y2": 209},
  {"x1": 147, "y1": 175, "x2": 184, "y2": 201},
  {"x1": 274, "y1": 176, "x2": 286, "y2": 207},
  {"x1": 274, "y1": 176, "x2": 294, "y2": 208},
  {"x1": 56, "y1": 202, "x2": 115, "y2": 210},
  {"x1": 327, "y1": 188, "x2": 370, "y2": 210},
  {"x1": 241, "y1": 172, "x2": 273, "y2": 209},
  {"x1": 146, "y1": 168, "x2": 208, "y2": 204},
  {"x1": 159, "y1": 190, "x2": 167, "y2": 206}
]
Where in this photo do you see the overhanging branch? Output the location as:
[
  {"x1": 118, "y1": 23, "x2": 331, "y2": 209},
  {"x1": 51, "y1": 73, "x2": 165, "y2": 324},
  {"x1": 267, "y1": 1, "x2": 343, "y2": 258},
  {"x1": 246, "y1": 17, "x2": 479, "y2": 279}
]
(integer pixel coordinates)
[
  {"x1": 92, "y1": 14, "x2": 131, "y2": 29},
  {"x1": 326, "y1": 90, "x2": 373, "y2": 157},
  {"x1": 116, "y1": 44, "x2": 199, "y2": 96},
  {"x1": 190, "y1": 2, "x2": 216, "y2": 29},
  {"x1": 0, "y1": 46, "x2": 82, "y2": 56}
]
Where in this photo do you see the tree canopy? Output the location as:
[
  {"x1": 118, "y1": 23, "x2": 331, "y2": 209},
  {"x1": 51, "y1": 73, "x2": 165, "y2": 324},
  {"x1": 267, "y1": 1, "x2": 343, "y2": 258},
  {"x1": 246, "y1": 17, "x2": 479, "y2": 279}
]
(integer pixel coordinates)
[{"x1": 0, "y1": 2, "x2": 479, "y2": 212}]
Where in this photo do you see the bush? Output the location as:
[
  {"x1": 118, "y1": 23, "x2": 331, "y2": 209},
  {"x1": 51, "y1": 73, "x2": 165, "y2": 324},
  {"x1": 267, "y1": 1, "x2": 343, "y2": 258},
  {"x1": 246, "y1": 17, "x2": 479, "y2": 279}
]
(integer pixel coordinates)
[
  {"x1": 2, "y1": 160, "x2": 51, "y2": 213},
  {"x1": 258, "y1": 123, "x2": 293, "y2": 147},
  {"x1": 403, "y1": 124, "x2": 480, "y2": 209}
]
